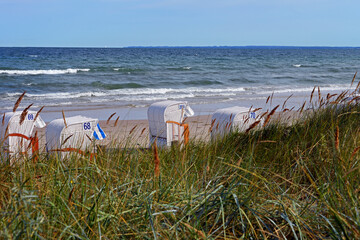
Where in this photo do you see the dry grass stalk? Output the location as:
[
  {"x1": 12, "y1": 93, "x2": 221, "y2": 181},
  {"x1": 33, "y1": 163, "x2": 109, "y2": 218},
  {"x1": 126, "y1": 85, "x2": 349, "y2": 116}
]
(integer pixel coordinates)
[
  {"x1": 229, "y1": 113, "x2": 233, "y2": 121},
  {"x1": 245, "y1": 120, "x2": 261, "y2": 133},
  {"x1": 61, "y1": 110, "x2": 67, "y2": 128},
  {"x1": 209, "y1": 119, "x2": 216, "y2": 133},
  {"x1": 27, "y1": 131, "x2": 38, "y2": 150},
  {"x1": 129, "y1": 125, "x2": 137, "y2": 135},
  {"x1": 4, "y1": 125, "x2": 9, "y2": 138},
  {"x1": 270, "y1": 92, "x2": 274, "y2": 106},
  {"x1": 335, "y1": 126, "x2": 339, "y2": 151},
  {"x1": 260, "y1": 111, "x2": 269, "y2": 119},
  {"x1": 327, "y1": 93, "x2": 337, "y2": 100},
  {"x1": 85, "y1": 134, "x2": 92, "y2": 141},
  {"x1": 107, "y1": 112, "x2": 116, "y2": 125},
  {"x1": 299, "y1": 101, "x2": 306, "y2": 114},
  {"x1": 2, "y1": 113, "x2": 5, "y2": 126},
  {"x1": 350, "y1": 146, "x2": 360, "y2": 160},
  {"x1": 355, "y1": 80, "x2": 360, "y2": 93},
  {"x1": 153, "y1": 139, "x2": 160, "y2": 177},
  {"x1": 61, "y1": 134, "x2": 73, "y2": 147},
  {"x1": 282, "y1": 94, "x2": 293, "y2": 109},
  {"x1": 68, "y1": 186, "x2": 76, "y2": 207},
  {"x1": 309, "y1": 86, "x2": 316, "y2": 103},
  {"x1": 258, "y1": 140, "x2": 277, "y2": 143},
  {"x1": 266, "y1": 95, "x2": 271, "y2": 104},
  {"x1": 181, "y1": 222, "x2": 206, "y2": 239},
  {"x1": 236, "y1": 158, "x2": 242, "y2": 166},
  {"x1": 140, "y1": 127, "x2": 146, "y2": 135},
  {"x1": 254, "y1": 107, "x2": 262, "y2": 112},
  {"x1": 13, "y1": 91, "x2": 26, "y2": 113},
  {"x1": 34, "y1": 106, "x2": 45, "y2": 121},
  {"x1": 244, "y1": 116, "x2": 250, "y2": 124},
  {"x1": 263, "y1": 105, "x2": 280, "y2": 127},
  {"x1": 334, "y1": 91, "x2": 348, "y2": 104},
  {"x1": 349, "y1": 96, "x2": 360, "y2": 105},
  {"x1": 318, "y1": 86, "x2": 321, "y2": 103},
  {"x1": 114, "y1": 116, "x2": 119, "y2": 127},
  {"x1": 20, "y1": 103, "x2": 33, "y2": 125},
  {"x1": 350, "y1": 72, "x2": 357, "y2": 88}
]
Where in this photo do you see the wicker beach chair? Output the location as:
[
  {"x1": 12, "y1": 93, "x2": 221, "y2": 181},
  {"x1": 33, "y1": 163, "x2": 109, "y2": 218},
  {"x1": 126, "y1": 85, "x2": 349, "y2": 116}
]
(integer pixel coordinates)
[
  {"x1": 46, "y1": 115, "x2": 106, "y2": 160},
  {"x1": 147, "y1": 100, "x2": 194, "y2": 147},
  {"x1": 210, "y1": 106, "x2": 262, "y2": 140},
  {"x1": 0, "y1": 111, "x2": 46, "y2": 164}
]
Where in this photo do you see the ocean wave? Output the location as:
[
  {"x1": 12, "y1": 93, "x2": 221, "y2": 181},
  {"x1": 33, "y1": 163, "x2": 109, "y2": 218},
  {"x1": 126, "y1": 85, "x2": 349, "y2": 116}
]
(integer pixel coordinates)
[
  {"x1": 167, "y1": 66, "x2": 192, "y2": 71},
  {"x1": 0, "y1": 68, "x2": 90, "y2": 75},
  {"x1": 91, "y1": 81, "x2": 145, "y2": 90},
  {"x1": 4, "y1": 87, "x2": 246, "y2": 100},
  {"x1": 293, "y1": 64, "x2": 302, "y2": 68},
  {"x1": 257, "y1": 84, "x2": 353, "y2": 95},
  {"x1": 112, "y1": 67, "x2": 146, "y2": 74},
  {"x1": 183, "y1": 79, "x2": 223, "y2": 86},
  {"x1": 2, "y1": 84, "x2": 354, "y2": 109}
]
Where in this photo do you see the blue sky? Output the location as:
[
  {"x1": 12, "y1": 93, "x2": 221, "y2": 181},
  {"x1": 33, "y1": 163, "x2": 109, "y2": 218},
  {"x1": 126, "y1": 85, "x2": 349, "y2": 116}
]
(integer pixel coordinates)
[{"x1": 1, "y1": 0, "x2": 359, "y2": 47}]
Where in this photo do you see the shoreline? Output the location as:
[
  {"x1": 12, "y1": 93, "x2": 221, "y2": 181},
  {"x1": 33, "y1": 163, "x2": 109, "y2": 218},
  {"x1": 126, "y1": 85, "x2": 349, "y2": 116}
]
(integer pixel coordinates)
[{"x1": 7, "y1": 91, "x2": 313, "y2": 122}]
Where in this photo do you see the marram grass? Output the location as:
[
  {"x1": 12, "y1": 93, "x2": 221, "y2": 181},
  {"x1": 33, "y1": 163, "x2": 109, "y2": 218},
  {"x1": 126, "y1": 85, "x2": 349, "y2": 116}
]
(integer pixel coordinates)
[{"x1": 1, "y1": 104, "x2": 360, "y2": 239}]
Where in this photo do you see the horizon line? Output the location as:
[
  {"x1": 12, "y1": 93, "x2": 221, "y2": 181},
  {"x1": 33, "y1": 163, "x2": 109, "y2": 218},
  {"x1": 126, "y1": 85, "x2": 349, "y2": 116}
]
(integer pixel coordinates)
[{"x1": 0, "y1": 45, "x2": 359, "y2": 49}]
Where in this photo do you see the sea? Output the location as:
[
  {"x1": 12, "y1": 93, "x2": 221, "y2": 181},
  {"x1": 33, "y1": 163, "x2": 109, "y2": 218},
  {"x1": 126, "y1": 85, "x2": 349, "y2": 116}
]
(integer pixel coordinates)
[{"x1": 0, "y1": 47, "x2": 359, "y2": 121}]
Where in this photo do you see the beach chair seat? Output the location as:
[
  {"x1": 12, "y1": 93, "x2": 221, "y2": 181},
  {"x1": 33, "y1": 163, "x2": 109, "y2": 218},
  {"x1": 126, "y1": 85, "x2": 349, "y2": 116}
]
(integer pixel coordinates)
[
  {"x1": 211, "y1": 106, "x2": 262, "y2": 140},
  {"x1": 148, "y1": 100, "x2": 194, "y2": 147},
  {"x1": 0, "y1": 111, "x2": 46, "y2": 163},
  {"x1": 46, "y1": 115, "x2": 106, "y2": 159}
]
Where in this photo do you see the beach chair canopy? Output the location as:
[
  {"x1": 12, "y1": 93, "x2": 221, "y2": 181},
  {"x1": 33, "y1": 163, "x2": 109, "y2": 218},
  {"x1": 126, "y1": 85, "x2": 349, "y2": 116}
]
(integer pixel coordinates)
[
  {"x1": 211, "y1": 106, "x2": 260, "y2": 139},
  {"x1": 46, "y1": 115, "x2": 105, "y2": 157},
  {"x1": 147, "y1": 100, "x2": 194, "y2": 147},
  {"x1": 0, "y1": 111, "x2": 46, "y2": 159}
]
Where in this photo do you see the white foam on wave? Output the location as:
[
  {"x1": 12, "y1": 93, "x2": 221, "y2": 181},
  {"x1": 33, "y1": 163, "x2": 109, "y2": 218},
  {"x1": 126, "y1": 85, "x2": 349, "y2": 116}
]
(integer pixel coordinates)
[
  {"x1": 293, "y1": 64, "x2": 302, "y2": 68},
  {"x1": 0, "y1": 68, "x2": 90, "y2": 75},
  {"x1": 15, "y1": 87, "x2": 244, "y2": 99},
  {"x1": 257, "y1": 84, "x2": 353, "y2": 95}
]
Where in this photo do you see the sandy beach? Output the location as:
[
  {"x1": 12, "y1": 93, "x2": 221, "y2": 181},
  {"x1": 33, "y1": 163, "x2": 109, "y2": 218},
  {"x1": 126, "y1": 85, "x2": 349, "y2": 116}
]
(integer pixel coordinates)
[
  {"x1": 33, "y1": 114, "x2": 214, "y2": 151},
  {"x1": 32, "y1": 108, "x2": 301, "y2": 153}
]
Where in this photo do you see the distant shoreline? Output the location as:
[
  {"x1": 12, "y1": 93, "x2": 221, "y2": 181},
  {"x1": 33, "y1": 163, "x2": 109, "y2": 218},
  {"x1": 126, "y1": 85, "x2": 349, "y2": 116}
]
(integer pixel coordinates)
[{"x1": 1, "y1": 46, "x2": 359, "y2": 49}]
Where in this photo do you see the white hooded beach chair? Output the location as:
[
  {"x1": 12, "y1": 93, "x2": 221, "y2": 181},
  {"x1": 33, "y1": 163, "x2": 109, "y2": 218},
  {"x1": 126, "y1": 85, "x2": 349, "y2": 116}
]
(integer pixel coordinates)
[
  {"x1": 0, "y1": 111, "x2": 46, "y2": 162},
  {"x1": 210, "y1": 106, "x2": 261, "y2": 140},
  {"x1": 46, "y1": 115, "x2": 106, "y2": 159},
  {"x1": 148, "y1": 100, "x2": 194, "y2": 147}
]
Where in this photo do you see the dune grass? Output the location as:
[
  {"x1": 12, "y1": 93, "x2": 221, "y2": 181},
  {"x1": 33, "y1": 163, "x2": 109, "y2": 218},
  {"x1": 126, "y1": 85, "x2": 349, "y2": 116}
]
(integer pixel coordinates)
[{"x1": 1, "y1": 93, "x2": 360, "y2": 239}]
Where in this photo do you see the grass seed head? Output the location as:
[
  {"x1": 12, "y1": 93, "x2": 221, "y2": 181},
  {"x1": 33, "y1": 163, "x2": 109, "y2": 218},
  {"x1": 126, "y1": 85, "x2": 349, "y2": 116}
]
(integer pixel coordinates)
[
  {"x1": 13, "y1": 91, "x2": 26, "y2": 113},
  {"x1": 20, "y1": 103, "x2": 33, "y2": 125},
  {"x1": 34, "y1": 106, "x2": 45, "y2": 121},
  {"x1": 114, "y1": 116, "x2": 119, "y2": 127},
  {"x1": 62, "y1": 110, "x2": 67, "y2": 128},
  {"x1": 245, "y1": 120, "x2": 261, "y2": 133},
  {"x1": 107, "y1": 112, "x2": 116, "y2": 125},
  {"x1": 153, "y1": 139, "x2": 160, "y2": 177}
]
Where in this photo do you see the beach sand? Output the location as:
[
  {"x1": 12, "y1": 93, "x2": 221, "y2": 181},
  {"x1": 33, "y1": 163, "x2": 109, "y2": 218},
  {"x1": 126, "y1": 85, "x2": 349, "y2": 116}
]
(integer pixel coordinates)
[
  {"x1": 34, "y1": 114, "x2": 214, "y2": 152},
  {"x1": 33, "y1": 110, "x2": 301, "y2": 153}
]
